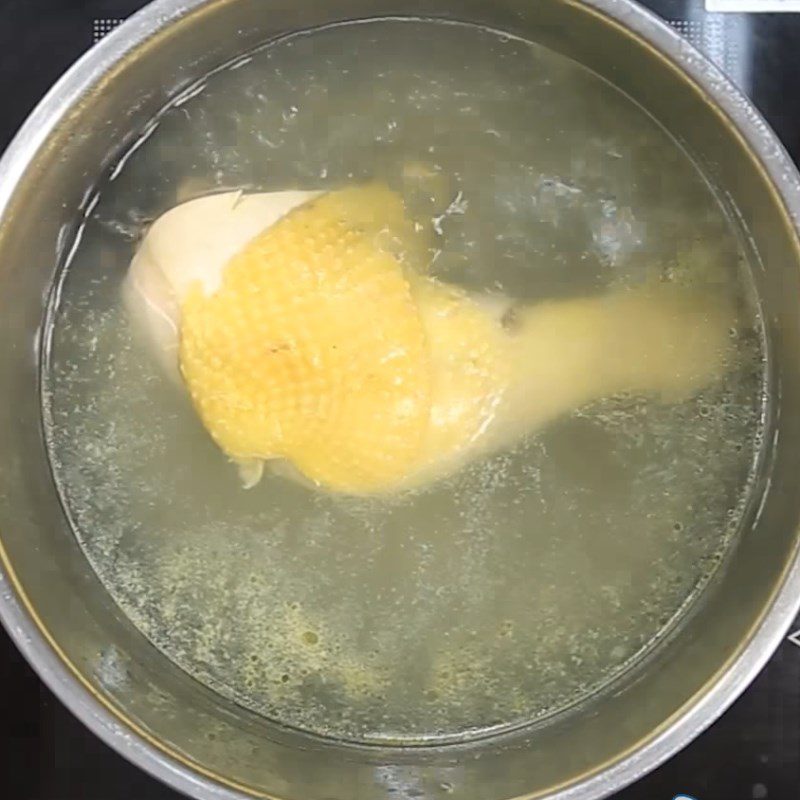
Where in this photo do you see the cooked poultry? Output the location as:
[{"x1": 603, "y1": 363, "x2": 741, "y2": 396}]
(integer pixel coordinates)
[{"x1": 124, "y1": 184, "x2": 733, "y2": 494}]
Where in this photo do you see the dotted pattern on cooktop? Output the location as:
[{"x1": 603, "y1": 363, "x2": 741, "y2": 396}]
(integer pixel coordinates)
[
  {"x1": 667, "y1": 16, "x2": 749, "y2": 89},
  {"x1": 92, "y1": 18, "x2": 124, "y2": 43}
]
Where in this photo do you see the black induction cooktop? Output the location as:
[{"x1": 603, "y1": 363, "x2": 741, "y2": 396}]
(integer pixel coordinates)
[{"x1": 2, "y1": 1, "x2": 800, "y2": 798}]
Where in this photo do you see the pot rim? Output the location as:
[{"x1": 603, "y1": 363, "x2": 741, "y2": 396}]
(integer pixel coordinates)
[{"x1": 1, "y1": 1, "x2": 800, "y2": 799}]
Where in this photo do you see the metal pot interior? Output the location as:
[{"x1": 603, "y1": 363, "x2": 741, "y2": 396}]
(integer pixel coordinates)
[{"x1": 1, "y1": 1, "x2": 799, "y2": 799}]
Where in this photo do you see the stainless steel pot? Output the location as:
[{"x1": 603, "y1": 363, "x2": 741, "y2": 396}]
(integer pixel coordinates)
[{"x1": 1, "y1": 1, "x2": 800, "y2": 798}]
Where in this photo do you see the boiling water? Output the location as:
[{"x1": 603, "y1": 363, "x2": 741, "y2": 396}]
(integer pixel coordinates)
[{"x1": 43, "y1": 19, "x2": 766, "y2": 743}]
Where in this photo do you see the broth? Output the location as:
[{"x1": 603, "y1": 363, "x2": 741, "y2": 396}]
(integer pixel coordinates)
[{"x1": 43, "y1": 19, "x2": 766, "y2": 743}]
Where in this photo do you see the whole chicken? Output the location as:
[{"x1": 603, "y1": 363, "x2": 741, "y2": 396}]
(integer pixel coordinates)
[{"x1": 123, "y1": 183, "x2": 733, "y2": 494}]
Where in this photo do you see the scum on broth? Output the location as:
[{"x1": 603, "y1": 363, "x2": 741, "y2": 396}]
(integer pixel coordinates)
[{"x1": 42, "y1": 19, "x2": 766, "y2": 743}]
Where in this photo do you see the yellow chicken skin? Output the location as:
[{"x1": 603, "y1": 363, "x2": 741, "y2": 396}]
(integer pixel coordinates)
[
  {"x1": 123, "y1": 184, "x2": 733, "y2": 494},
  {"x1": 180, "y1": 187, "x2": 432, "y2": 493}
]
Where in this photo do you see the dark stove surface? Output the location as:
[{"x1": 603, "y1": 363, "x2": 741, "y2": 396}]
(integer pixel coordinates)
[{"x1": 2, "y1": 2, "x2": 800, "y2": 798}]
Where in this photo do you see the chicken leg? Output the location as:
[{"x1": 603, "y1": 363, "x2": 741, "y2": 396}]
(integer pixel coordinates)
[{"x1": 123, "y1": 184, "x2": 733, "y2": 494}]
